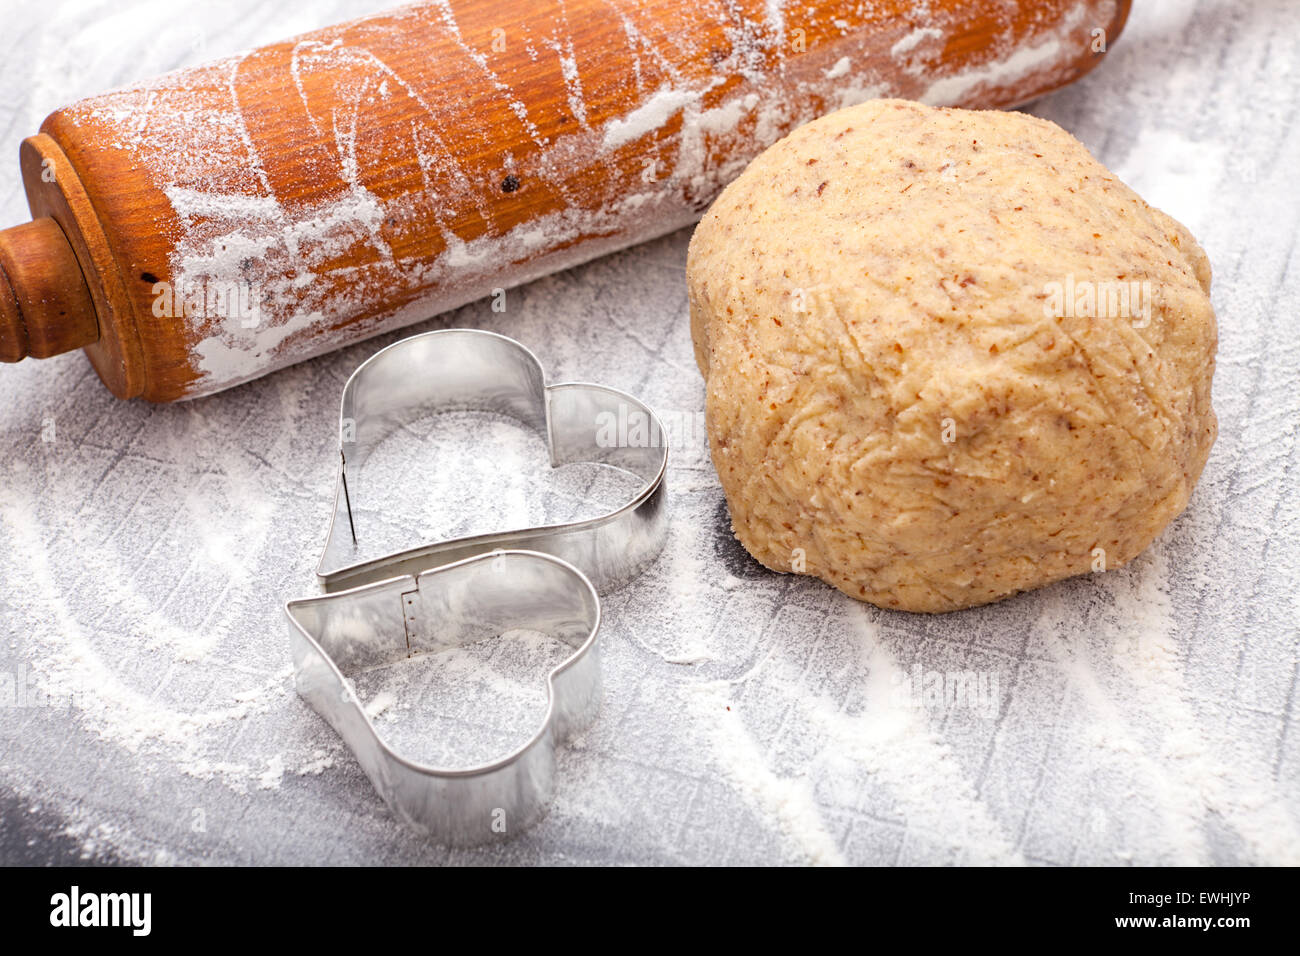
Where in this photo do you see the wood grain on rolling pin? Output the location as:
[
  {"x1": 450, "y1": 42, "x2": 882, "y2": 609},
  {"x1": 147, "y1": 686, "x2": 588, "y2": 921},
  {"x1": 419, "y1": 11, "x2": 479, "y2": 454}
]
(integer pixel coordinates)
[{"x1": 24, "y1": 0, "x2": 1129, "y2": 400}]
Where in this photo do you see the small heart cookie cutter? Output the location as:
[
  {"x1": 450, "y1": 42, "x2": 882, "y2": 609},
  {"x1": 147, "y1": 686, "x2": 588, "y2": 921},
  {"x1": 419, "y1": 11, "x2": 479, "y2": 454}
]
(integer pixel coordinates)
[
  {"x1": 286, "y1": 549, "x2": 601, "y2": 844},
  {"x1": 285, "y1": 329, "x2": 668, "y2": 845},
  {"x1": 316, "y1": 328, "x2": 668, "y2": 593}
]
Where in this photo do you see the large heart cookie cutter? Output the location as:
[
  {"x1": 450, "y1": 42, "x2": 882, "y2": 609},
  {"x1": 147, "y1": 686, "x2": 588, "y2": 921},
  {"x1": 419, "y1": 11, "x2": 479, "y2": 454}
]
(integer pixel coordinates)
[
  {"x1": 286, "y1": 549, "x2": 600, "y2": 845},
  {"x1": 316, "y1": 328, "x2": 668, "y2": 593},
  {"x1": 287, "y1": 329, "x2": 668, "y2": 844}
]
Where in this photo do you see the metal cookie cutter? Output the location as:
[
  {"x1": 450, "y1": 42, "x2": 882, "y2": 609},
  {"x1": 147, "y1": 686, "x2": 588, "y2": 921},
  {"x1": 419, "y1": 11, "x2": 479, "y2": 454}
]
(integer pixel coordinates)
[
  {"x1": 284, "y1": 329, "x2": 668, "y2": 845},
  {"x1": 317, "y1": 328, "x2": 667, "y2": 593},
  {"x1": 286, "y1": 550, "x2": 601, "y2": 844}
]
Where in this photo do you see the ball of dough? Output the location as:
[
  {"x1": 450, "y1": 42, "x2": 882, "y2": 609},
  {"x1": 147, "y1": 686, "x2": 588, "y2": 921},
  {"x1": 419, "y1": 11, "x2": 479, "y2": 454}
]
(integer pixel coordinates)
[{"x1": 688, "y1": 99, "x2": 1217, "y2": 613}]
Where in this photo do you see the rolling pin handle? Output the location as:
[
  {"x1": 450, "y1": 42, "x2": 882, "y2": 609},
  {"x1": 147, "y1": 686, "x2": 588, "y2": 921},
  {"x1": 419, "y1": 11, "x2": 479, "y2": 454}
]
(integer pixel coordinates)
[{"x1": 0, "y1": 217, "x2": 99, "y2": 363}]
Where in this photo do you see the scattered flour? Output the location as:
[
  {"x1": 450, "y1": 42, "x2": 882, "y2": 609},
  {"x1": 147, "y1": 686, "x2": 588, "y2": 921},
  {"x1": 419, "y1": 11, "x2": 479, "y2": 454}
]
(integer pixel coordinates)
[
  {"x1": 824, "y1": 56, "x2": 852, "y2": 80},
  {"x1": 921, "y1": 38, "x2": 1064, "y2": 106},
  {"x1": 891, "y1": 27, "x2": 944, "y2": 59},
  {"x1": 602, "y1": 87, "x2": 698, "y2": 150},
  {"x1": 0, "y1": 0, "x2": 1295, "y2": 866}
]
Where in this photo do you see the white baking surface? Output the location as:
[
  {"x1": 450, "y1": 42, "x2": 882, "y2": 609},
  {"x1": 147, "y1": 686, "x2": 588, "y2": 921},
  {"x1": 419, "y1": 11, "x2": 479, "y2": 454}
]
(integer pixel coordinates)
[{"x1": 1, "y1": 0, "x2": 1297, "y2": 865}]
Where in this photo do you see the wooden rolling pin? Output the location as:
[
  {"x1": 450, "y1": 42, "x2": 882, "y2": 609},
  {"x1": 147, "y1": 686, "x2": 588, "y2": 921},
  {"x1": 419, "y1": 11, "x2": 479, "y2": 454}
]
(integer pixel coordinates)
[{"x1": 0, "y1": 0, "x2": 1129, "y2": 401}]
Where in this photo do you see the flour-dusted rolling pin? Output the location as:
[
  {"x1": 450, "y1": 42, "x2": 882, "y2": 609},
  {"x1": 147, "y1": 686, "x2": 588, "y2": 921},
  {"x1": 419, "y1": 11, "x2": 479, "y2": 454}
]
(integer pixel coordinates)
[{"x1": 0, "y1": 0, "x2": 1129, "y2": 401}]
